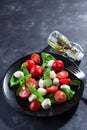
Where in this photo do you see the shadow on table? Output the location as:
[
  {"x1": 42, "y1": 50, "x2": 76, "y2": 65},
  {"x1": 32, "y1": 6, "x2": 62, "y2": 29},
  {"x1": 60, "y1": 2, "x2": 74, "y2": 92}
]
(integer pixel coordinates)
[
  {"x1": 81, "y1": 97, "x2": 87, "y2": 105},
  {"x1": 0, "y1": 78, "x2": 79, "y2": 130},
  {"x1": 36, "y1": 104, "x2": 78, "y2": 130}
]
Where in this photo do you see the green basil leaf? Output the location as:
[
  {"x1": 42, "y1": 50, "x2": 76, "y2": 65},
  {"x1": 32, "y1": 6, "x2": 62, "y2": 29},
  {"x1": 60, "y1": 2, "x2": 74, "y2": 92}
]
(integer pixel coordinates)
[
  {"x1": 70, "y1": 80, "x2": 80, "y2": 88},
  {"x1": 29, "y1": 85, "x2": 44, "y2": 103},
  {"x1": 43, "y1": 68, "x2": 51, "y2": 77},
  {"x1": 41, "y1": 52, "x2": 56, "y2": 67},
  {"x1": 10, "y1": 74, "x2": 31, "y2": 87},
  {"x1": 20, "y1": 63, "x2": 29, "y2": 75},
  {"x1": 62, "y1": 88, "x2": 75, "y2": 100},
  {"x1": 41, "y1": 52, "x2": 56, "y2": 61},
  {"x1": 16, "y1": 84, "x2": 24, "y2": 96},
  {"x1": 47, "y1": 94, "x2": 57, "y2": 104},
  {"x1": 44, "y1": 78, "x2": 52, "y2": 87}
]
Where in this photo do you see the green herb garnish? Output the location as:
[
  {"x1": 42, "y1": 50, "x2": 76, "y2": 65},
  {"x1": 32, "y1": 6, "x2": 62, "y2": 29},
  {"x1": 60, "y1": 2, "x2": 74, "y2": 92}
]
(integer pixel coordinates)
[
  {"x1": 41, "y1": 52, "x2": 56, "y2": 67},
  {"x1": 10, "y1": 74, "x2": 31, "y2": 87},
  {"x1": 70, "y1": 80, "x2": 80, "y2": 88},
  {"x1": 29, "y1": 85, "x2": 44, "y2": 103}
]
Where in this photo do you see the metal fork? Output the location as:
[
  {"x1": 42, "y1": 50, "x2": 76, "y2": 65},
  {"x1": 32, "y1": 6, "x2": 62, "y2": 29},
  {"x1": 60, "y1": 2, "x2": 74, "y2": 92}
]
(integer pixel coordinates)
[{"x1": 66, "y1": 65, "x2": 87, "y2": 87}]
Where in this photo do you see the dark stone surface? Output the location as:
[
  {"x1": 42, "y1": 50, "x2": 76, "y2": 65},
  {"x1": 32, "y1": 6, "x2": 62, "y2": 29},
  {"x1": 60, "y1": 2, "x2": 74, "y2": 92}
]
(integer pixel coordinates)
[{"x1": 0, "y1": 0, "x2": 87, "y2": 130}]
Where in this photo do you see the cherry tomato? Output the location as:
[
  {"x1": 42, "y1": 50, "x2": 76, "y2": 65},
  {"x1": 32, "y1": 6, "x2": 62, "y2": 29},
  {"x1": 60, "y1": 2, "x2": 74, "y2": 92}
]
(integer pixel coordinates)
[
  {"x1": 60, "y1": 78, "x2": 71, "y2": 85},
  {"x1": 31, "y1": 53, "x2": 40, "y2": 64},
  {"x1": 29, "y1": 100, "x2": 41, "y2": 111},
  {"x1": 25, "y1": 60, "x2": 35, "y2": 70},
  {"x1": 19, "y1": 87, "x2": 30, "y2": 99},
  {"x1": 56, "y1": 71, "x2": 69, "y2": 79},
  {"x1": 46, "y1": 86, "x2": 58, "y2": 93},
  {"x1": 26, "y1": 78, "x2": 38, "y2": 89},
  {"x1": 30, "y1": 65, "x2": 43, "y2": 78},
  {"x1": 54, "y1": 90, "x2": 67, "y2": 103},
  {"x1": 52, "y1": 60, "x2": 64, "y2": 72}
]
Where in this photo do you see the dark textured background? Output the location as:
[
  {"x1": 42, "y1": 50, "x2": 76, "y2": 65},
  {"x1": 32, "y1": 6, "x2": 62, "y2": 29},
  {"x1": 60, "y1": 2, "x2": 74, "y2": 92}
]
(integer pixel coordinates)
[{"x1": 0, "y1": 0, "x2": 87, "y2": 130}]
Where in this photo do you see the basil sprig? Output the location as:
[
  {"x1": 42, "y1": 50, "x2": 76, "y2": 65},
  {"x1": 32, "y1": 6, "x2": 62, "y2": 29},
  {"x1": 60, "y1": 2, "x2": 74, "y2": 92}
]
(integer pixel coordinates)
[
  {"x1": 29, "y1": 85, "x2": 44, "y2": 103},
  {"x1": 41, "y1": 52, "x2": 56, "y2": 67}
]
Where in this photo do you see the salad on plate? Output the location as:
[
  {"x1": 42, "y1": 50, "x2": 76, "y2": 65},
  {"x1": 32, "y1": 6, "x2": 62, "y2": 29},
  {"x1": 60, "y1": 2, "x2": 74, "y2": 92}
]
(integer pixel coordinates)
[{"x1": 9, "y1": 52, "x2": 80, "y2": 112}]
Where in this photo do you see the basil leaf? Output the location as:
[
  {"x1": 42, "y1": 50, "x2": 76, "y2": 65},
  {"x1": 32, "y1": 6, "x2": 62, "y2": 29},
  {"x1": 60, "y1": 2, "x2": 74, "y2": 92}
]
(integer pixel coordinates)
[
  {"x1": 10, "y1": 74, "x2": 31, "y2": 87},
  {"x1": 41, "y1": 52, "x2": 56, "y2": 61},
  {"x1": 41, "y1": 52, "x2": 56, "y2": 67},
  {"x1": 16, "y1": 84, "x2": 24, "y2": 96},
  {"x1": 70, "y1": 80, "x2": 80, "y2": 88},
  {"x1": 29, "y1": 85, "x2": 44, "y2": 103},
  {"x1": 20, "y1": 63, "x2": 29, "y2": 75},
  {"x1": 47, "y1": 94, "x2": 57, "y2": 104},
  {"x1": 44, "y1": 78, "x2": 52, "y2": 87},
  {"x1": 43, "y1": 68, "x2": 51, "y2": 78},
  {"x1": 62, "y1": 88, "x2": 75, "y2": 100}
]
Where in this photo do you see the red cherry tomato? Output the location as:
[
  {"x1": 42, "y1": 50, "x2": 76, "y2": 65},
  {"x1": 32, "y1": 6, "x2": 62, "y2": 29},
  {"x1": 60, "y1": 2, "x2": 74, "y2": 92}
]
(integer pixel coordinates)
[
  {"x1": 29, "y1": 100, "x2": 41, "y2": 111},
  {"x1": 54, "y1": 90, "x2": 67, "y2": 103},
  {"x1": 60, "y1": 78, "x2": 71, "y2": 85},
  {"x1": 56, "y1": 71, "x2": 69, "y2": 79},
  {"x1": 25, "y1": 60, "x2": 35, "y2": 70},
  {"x1": 46, "y1": 86, "x2": 58, "y2": 93},
  {"x1": 30, "y1": 65, "x2": 43, "y2": 78},
  {"x1": 19, "y1": 87, "x2": 30, "y2": 99},
  {"x1": 52, "y1": 60, "x2": 64, "y2": 72},
  {"x1": 26, "y1": 78, "x2": 38, "y2": 89},
  {"x1": 30, "y1": 53, "x2": 40, "y2": 64}
]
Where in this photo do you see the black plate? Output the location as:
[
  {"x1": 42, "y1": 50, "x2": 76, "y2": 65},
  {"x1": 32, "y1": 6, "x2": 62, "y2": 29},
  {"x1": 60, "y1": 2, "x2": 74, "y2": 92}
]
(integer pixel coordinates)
[{"x1": 3, "y1": 53, "x2": 84, "y2": 117}]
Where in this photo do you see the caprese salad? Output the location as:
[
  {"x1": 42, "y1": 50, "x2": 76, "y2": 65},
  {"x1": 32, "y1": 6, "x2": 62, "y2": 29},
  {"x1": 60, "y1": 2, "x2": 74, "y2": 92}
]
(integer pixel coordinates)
[{"x1": 10, "y1": 52, "x2": 80, "y2": 112}]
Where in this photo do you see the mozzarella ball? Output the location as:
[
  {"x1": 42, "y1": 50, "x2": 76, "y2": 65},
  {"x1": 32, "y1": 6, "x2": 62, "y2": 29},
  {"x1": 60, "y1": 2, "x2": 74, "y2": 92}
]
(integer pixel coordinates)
[
  {"x1": 37, "y1": 88, "x2": 47, "y2": 96},
  {"x1": 28, "y1": 94, "x2": 37, "y2": 102},
  {"x1": 49, "y1": 70, "x2": 56, "y2": 79},
  {"x1": 53, "y1": 78, "x2": 60, "y2": 86},
  {"x1": 60, "y1": 84, "x2": 70, "y2": 89},
  {"x1": 48, "y1": 60, "x2": 54, "y2": 68},
  {"x1": 41, "y1": 98, "x2": 51, "y2": 109},
  {"x1": 39, "y1": 79, "x2": 45, "y2": 88},
  {"x1": 14, "y1": 71, "x2": 24, "y2": 78}
]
